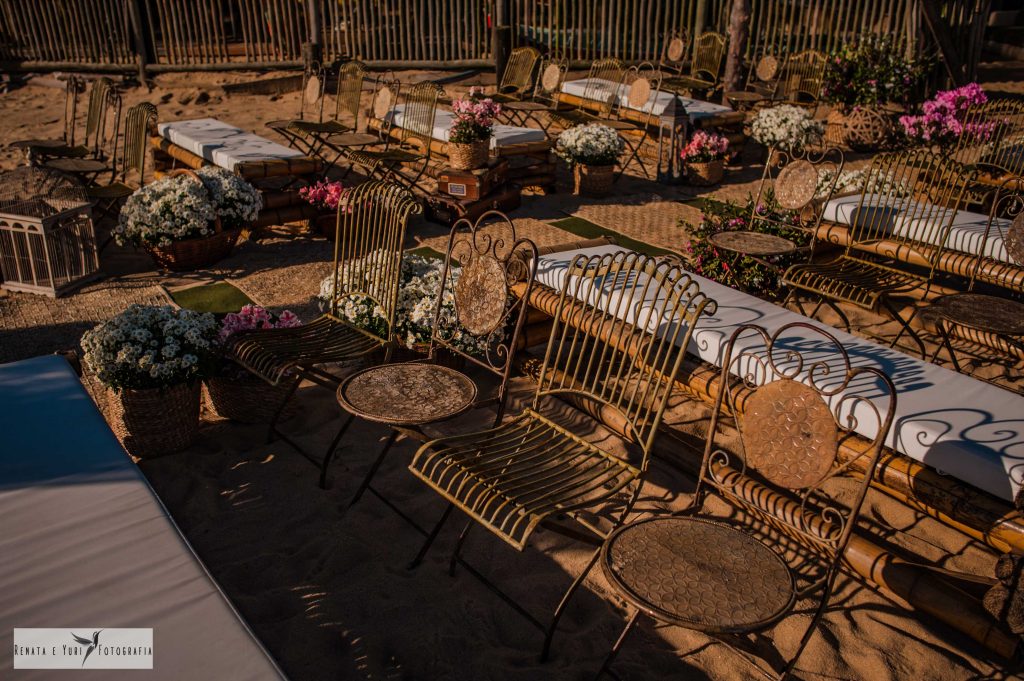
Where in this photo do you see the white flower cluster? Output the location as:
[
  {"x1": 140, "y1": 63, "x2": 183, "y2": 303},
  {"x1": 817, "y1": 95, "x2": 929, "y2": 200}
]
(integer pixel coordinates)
[
  {"x1": 82, "y1": 304, "x2": 219, "y2": 391},
  {"x1": 555, "y1": 123, "x2": 625, "y2": 166},
  {"x1": 115, "y1": 170, "x2": 262, "y2": 248},
  {"x1": 319, "y1": 252, "x2": 497, "y2": 355},
  {"x1": 814, "y1": 167, "x2": 909, "y2": 199},
  {"x1": 750, "y1": 105, "x2": 824, "y2": 151}
]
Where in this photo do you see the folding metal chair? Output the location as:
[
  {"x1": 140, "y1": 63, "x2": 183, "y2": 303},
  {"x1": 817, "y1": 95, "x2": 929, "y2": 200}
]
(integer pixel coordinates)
[
  {"x1": 9, "y1": 75, "x2": 84, "y2": 162},
  {"x1": 502, "y1": 55, "x2": 569, "y2": 133},
  {"x1": 87, "y1": 102, "x2": 157, "y2": 233},
  {"x1": 493, "y1": 46, "x2": 542, "y2": 106},
  {"x1": 772, "y1": 49, "x2": 827, "y2": 109},
  {"x1": 265, "y1": 57, "x2": 333, "y2": 154},
  {"x1": 663, "y1": 31, "x2": 727, "y2": 97},
  {"x1": 548, "y1": 58, "x2": 625, "y2": 131}
]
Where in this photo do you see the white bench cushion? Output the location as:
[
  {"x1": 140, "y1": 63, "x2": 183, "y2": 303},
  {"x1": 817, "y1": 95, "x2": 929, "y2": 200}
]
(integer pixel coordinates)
[
  {"x1": 561, "y1": 77, "x2": 734, "y2": 119},
  {"x1": 384, "y1": 105, "x2": 547, "y2": 149},
  {"x1": 158, "y1": 117, "x2": 303, "y2": 172}
]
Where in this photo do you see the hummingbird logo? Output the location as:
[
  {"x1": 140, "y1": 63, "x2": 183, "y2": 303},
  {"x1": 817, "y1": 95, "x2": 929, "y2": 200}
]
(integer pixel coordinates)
[{"x1": 70, "y1": 630, "x2": 102, "y2": 667}]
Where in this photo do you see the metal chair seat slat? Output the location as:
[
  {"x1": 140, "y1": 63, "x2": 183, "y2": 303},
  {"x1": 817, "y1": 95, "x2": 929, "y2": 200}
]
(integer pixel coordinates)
[
  {"x1": 409, "y1": 410, "x2": 640, "y2": 550},
  {"x1": 783, "y1": 257, "x2": 924, "y2": 310},
  {"x1": 288, "y1": 119, "x2": 349, "y2": 136}
]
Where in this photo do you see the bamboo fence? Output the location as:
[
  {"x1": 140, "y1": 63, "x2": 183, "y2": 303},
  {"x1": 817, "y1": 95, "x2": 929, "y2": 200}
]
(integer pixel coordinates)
[{"x1": 0, "y1": 0, "x2": 988, "y2": 74}]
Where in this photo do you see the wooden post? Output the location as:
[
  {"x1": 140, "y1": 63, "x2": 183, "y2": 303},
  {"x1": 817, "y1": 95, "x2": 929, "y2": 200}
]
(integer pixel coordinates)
[
  {"x1": 306, "y1": 0, "x2": 323, "y2": 63},
  {"x1": 493, "y1": 0, "x2": 511, "y2": 87},
  {"x1": 693, "y1": 0, "x2": 708, "y2": 60},
  {"x1": 722, "y1": 0, "x2": 750, "y2": 95},
  {"x1": 126, "y1": 0, "x2": 150, "y2": 84}
]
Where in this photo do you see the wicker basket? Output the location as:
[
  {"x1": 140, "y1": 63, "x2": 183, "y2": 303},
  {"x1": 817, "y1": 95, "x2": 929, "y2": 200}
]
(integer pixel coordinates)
[
  {"x1": 107, "y1": 382, "x2": 201, "y2": 458},
  {"x1": 573, "y1": 163, "x2": 615, "y2": 197},
  {"x1": 448, "y1": 140, "x2": 489, "y2": 170},
  {"x1": 144, "y1": 169, "x2": 243, "y2": 271},
  {"x1": 824, "y1": 108, "x2": 847, "y2": 146},
  {"x1": 204, "y1": 373, "x2": 297, "y2": 424},
  {"x1": 844, "y1": 106, "x2": 893, "y2": 151},
  {"x1": 685, "y1": 159, "x2": 725, "y2": 187}
]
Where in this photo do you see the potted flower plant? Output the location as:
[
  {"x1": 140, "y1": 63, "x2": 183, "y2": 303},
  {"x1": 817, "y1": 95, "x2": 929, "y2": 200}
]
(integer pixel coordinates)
[
  {"x1": 319, "y1": 251, "x2": 496, "y2": 360},
  {"x1": 81, "y1": 304, "x2": 219, "y2": 458},
  {"x1": 899, "y1": 83, "x2": 989, "y2": 149},
  {"x1": 115, "y1": 167, "x2": 262, "y2": 271},
  {"x1": 449, "y1": 87, "x2": 502, "y2": 170},
  {"x1": 555, "y1": 123, "x2": 624, "y2": 197},
  {"x1": 204, "y1": 304, "x2": 302, "y2": 423},
  {"x1": 749, "y1": 105, "x2": 825, "y2": 155},
  {"x1": 681, "y1": 130, "x2": 730, "y2": 186},
  {"x1": 299, "y1": 179, "x2": 349, "y2": 238},
  {"x1": 821, "y1": 35, "x2": 930, "y2": 149}
]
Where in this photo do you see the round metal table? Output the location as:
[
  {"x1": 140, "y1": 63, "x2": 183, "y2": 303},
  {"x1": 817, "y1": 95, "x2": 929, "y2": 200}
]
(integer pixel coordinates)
[
  {"x1": 707, "y1": 230, "x2": 797, "y2": 290},
  {"x1": 724, "y1": 90, "x2": 766, "y2": 111},
  {"x1": 336, "y1": 362, "x2": 478, "y2": 427},
  {"x1": 927, "y1": 293, "x2": 1024, "y2": 373}
]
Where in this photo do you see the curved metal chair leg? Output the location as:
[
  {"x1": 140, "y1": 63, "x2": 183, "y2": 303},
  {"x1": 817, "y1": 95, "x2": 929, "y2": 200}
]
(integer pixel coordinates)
[
  {"x1": 407, "y1": 503, "x2": 454, "y2": 571},
  {"x1": 320, "y1": 412, "x2": 355, "y2": 489},
  {"x1": 448, "y1": 519, "x2": 475, "y2": 577},
  {"x1": 540, "y1": 546, "x2": 601, "y2": 662},
  {"x1": 347, "y1": 428, "x2": 399, "y2": 507},
  {"x1": 266, "y1": 375, "x2": 302, "y2": 445},
  {"x1": 883, "y1": 299, "x2": 926, "y2": 358},
  {"x1": 595, "y1": 609, "x2": 640, "y2": 680}
]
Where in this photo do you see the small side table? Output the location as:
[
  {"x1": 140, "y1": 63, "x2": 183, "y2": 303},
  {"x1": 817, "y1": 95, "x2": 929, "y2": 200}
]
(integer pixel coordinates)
[
  {"x1": 927, "y1": 293, "x2": 1024, "y2": 373},
  {"x1": 707, "y1": 230, "x2": 797, "y2": 289}
]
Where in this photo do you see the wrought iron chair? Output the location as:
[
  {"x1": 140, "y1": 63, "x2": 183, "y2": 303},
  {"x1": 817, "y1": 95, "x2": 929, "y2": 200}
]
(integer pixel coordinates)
[
  {"x1": 44, "y1": 85, "x2": 122, "y2": 185},
  {"x1": 724, "y1": 52, "x2": 781, "y2": 110},
  {"x1": 87, "y1": 102, "x2": 157, "y2": 230},
  {"x1": 502, "y1": 55, "x2": 569, "y2": 132},
  {"x1": 955, "y1": 99, "x2": 1024, "y2": 206},
  {"x1": 334, "y1": 212, "x2": 538, "y2": 535},
  {"x1": 347, "y1": 81, "x2": 442, "y2": 194},
  {"x1": 9, "y1": 75, "x2": 84, "y2": 162},
  {"x1": 493, "y1": 46, "x2": 542, "y2": 105},
  {"x1": 548, "y1": 58, "x2": 625, "y2": 130},
  {"x1": 782, "y1": 149, "x2": 974, "y2": 358},
  {"x1": 227, "y1": 181, "x2": 421, "y2": 487},
  {"x1": 265, "y1": 57, "x2": 334, "y2": 153},
  {"x1": 772, "y1": 49, "x2": 827, "y2": 109},
  {"x1": 407, "y1": 249, "x2": 716, "y2": 659},
  {"x1": 594, "y1": 321, "x2": 896, "y2": 680},
  {"x1": 663, "y1": 31, "x2": 727, "y2": 97},
  {"x1": 597, "y1": 64, "x2": 665, "y2": 180},
  {"x1": 319, "y1": 73, "x2": 402, "y2": 174},
  {"x1": 657, "y1": 29, "x2": 689, "y2": 78},
  {"x1": 300, "y1": 60, "x2": 371, "y2": 165}
]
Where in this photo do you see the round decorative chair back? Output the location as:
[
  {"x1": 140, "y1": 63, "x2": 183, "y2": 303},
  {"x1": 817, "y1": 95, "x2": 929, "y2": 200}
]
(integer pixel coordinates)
[
  {"x1": 627, "y1": 78, "x2": 652, "y2": 110},
  {"x1": 666, "y1": 36, "x2": 687, "y2": 63},
  {"x1": 1006, "y1": 213, "x2": 1024, "y2": 265},
  {"x1": 541, "y1": 64, "x2": 562, "y2": 93},
  {"x1": 374, "y1": 85, "x2": 395, "y2": 120},
  {"x1": 304, "y1": 73, "x2": 322, "y2": 107},
  {"x1": 756, "y1": 55, "x2": 779, "y2": 83},
  {"x1": 774, "y1": 159, "x2": 819, "y2": 211}
]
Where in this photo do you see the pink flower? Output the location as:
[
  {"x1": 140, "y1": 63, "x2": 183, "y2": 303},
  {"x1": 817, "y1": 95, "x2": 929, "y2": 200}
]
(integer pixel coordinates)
[
  {"x1": 300, "y1": 180, "x2": 349, "y2": 210},
  {"x1": 219, "y1": 305, "x2": 302, "y2": 341}
]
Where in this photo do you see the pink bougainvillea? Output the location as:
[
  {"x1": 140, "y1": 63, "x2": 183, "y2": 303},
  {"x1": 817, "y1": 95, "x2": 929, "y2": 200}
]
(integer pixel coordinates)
[
  {"x1": 299, "y1": 180, "x2": 349, "y2": 211},
  {"x1": 899, "y1": 83, "x2": 989, "y2": 147},
  {"x1": 449, "y1": 87, "x2": 502, "y2": 144},
  {"x1": 681, "y1": 130, "x2": 729, "y2": 163},
  {"x1": 219, "y1": 304, "x2": 301, "y2": 342}
]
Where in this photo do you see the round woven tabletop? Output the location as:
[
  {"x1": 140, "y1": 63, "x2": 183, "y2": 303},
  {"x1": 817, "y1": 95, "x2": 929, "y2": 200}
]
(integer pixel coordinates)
[
  {"x1": 930, "y1": 293, "x2": 1024, "y2": 336},
  {"x1": 326, "y1": 132, "x2": 379, "y2": 146},
  {"x1": 503, "y1": 101, "x2": 550, "y2": 111},
  {"x1": 44, "y1": 157, "x2": 108, "y2": 174},
  {"x1": 602, "y1": 517, "x2": 795, "y2": 633},
  {"x1": 724, "y1": 91, "x2": 765, "y2": 103},
  {"x1": 708, "y1": 230, "x2": 797, "y2": 257},
  {"x1": 9, "y1": 139, "x2": 69, "y2": 150},
  {"x1": 337, "y1": 362, "x2": 477, "y2": 426}
]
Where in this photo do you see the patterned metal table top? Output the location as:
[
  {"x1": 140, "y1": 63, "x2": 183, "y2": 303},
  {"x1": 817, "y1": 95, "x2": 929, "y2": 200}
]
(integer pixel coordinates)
[
  {"x1": 337, "y1": 362, "x2": 477, "y2": 426},
  {"x1": 601, "y1": 516, "x2": 795, "y2": 633},
  {"x1": 930, "y1": 293, "x2": 1024, "y2": 337},
  {"x1": 708, "y1": 230, "x2": 797, "y2": 257}
]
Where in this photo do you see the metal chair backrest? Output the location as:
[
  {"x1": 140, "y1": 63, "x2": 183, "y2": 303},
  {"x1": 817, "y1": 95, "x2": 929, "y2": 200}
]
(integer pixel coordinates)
[
  {"x1": 696, "y1": 321, "x2": 896, "y2": 568},
  {"x1": 327, "y1": 181, "x2": 422, "y2": 345},
  {"x1": 583, "y1": 58, "x2": 625, "y2": 115},
  {"x1": 956, "y1": 99, "x2": 1024, "y2": 178},
  {"x1": 752, "y1": 146, "x2": 845, "y2": 238},
  {"x1": 499, "y1": 46, "x2": 541, "y2": 96},
  {"x1": 430, "y1": 211, "x2": 538, "y2": 421},
  {"x1": 659, "y1": 29, "x2": 689, "y2": 76},
  {"x1": 333, "y1": 60, "x2": 368, "y2": 130},
  {"x1": 62, "y1": 75, "x2": 85, "y2": 146},
  {"x1": 296, "y1": 58, "x2": 333, "y2": 122},
  {"x1": 95, "y1": 87, "x2": 123, "y2": 166},
  {"x1": 398, "y1": 81, "x2": 442, "y2": 149},
  {"x1": 775, "y1": 50, "x2": 827, "y2": 105},
  {"x1": 119, "y1": 102, "x2": 157, "y2": 187},
  {"x1": 846, "y1": 149, "x2": 973, "y2": 274},
  {"x1": 531, "y1": 55, "x2": 568, "y2": 107},
  {"x1": 617, "y1": 63, "x2": 664, "y2": 127},
  {"x1": 534, "y1": 250, "x2": 716, "y2": 466},
  {"x1": 690, "y1": 31, "x2": 727, "y2": 84},
  {"x1": 971, "y1": 179, "x2": 1024, "y2": 289},
  {"x1": 83, "y1": 78, "x2": 115, "y2": 157},
  {"x1": 740, "y1": 52, "x2": 780, "y2": 95}
]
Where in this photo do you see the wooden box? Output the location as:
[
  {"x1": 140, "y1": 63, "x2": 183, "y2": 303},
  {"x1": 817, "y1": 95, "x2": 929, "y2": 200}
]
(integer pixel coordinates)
[
  {"x1": 425, "y1": 184, "x2": 522, "y2": 226},
  {"x1": 436, "y1": 158, "x2": 509, "y2": 201}
]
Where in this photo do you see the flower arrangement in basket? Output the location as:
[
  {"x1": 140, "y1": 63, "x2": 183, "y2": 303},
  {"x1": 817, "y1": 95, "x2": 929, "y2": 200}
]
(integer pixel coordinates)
[
  {"x1": 750, "y1": 105, "x2": 825, "y2": 153},
  {"x1": 820, "y1": 35, "x2": 931, "y2": 149},
  {"x1": 81, "y1": 304, "x2": 219, "y2": 458},
  {"x1": 116, "y1": 167, "x2": 262, "y2": 271},
  {"x1": 899, "y1": 83, "x2": 989, "y2": 148},
  {"x1": 683, "y1": 193, "x2": 812, "y2": 297},
  {"x1": 319, "y1": 252, "x2": 499, "y2": 357},
  {"x1": 203, "y1": 304, "x2": 303, "y2": 424},
  {"x1": 555, "y1": 123, "x2": 624, "y2": 197},
  {"x1": 681, "y1": 131, "x2": 729, "y2": 187},
  {"x1": 299, "y1": 179, "x2": 350, "y2": 238},
  {"x1": 449, "y1": 87, "x2": 502, "y2": 170}
]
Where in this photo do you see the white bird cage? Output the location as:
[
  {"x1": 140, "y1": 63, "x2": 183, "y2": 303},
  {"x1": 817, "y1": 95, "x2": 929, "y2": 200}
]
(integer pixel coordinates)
[{"x1": 0, "y1": 167, "x2": 98, "y2": 297}]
